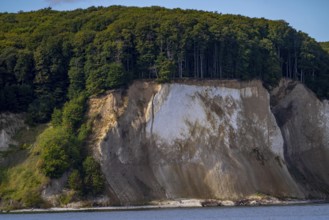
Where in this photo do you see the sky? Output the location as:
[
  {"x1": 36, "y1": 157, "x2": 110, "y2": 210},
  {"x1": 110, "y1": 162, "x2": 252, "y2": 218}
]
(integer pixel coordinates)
[{"x1": 0, "y1": 0, "x2": 328, "y2": 42}]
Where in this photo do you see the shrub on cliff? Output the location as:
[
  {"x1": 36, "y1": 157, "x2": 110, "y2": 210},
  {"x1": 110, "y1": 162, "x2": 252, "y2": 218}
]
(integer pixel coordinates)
[
  {"x1": 68, "y1": 169, "x2": 83, "y2": 193},
  {"x1": 39, "y1": 127, "x2": 81, "y2": 179},
  {"x1": 83, "y1": 156, "x2": 105, "y2": 195},
  {"x1": 62, "y1": 95, "x2": 86, "y2": 131}
]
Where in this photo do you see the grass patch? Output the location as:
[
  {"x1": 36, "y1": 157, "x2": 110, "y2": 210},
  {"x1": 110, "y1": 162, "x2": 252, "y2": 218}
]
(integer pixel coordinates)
[
  {"x1": 0, "y1": 124, "x2": 49, "y2": 210},
  {"x1": 13, "y1": 124, "x2": 48, "y2": 149},
  {"x1": 0, "y1": 146, "x2": 48, "y2": 209}
]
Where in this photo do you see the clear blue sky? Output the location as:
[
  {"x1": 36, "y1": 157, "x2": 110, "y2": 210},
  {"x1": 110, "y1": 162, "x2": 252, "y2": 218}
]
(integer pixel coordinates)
[{"x1": 1, "y1": 0, "x2": 328, "y2": 42}]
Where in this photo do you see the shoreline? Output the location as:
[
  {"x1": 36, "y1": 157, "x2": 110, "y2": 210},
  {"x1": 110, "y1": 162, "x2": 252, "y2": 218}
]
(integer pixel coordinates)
[{"x1": 1, "y1": 198, "x2": 328, "y2": 214}]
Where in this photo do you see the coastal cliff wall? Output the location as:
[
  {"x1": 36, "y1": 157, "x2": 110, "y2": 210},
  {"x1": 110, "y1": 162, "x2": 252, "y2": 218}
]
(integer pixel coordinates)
[
  {"x1": 271, "y1": 80, "x2": 329, "y2": 198},
  {"x1": 88, "y1": 80, "x2": 329, "y2": 205}
]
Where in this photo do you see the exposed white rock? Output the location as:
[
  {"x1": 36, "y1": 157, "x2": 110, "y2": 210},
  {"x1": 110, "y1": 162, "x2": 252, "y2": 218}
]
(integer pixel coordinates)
[
  {"x1": 0, "y1": 113, "x2": 25, "y2": 151},
  {"x1": 146, "y1": 84, "x2": 242, "y2": 145},
  {"x1": 145, "y1": 83, "x2": 284, "y2": 158}
]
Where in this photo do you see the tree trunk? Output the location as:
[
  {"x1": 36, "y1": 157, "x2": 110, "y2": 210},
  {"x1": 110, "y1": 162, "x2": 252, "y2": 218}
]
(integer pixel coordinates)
[
  {"x1": 194, "y1": 42, "x2": 197, "y2": 78},
  {"x1": 179, "y1": 58, "x2": 183, "y2": 78},
  {"x1": 200, "y1": 52, "x2": 204, "y2": 79}
]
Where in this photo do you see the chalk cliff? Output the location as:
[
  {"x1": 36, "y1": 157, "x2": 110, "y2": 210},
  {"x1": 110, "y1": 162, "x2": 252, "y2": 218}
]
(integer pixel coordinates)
[
  {"x1": 87, "y1": 80, "x2": 329, "y2": 205},
  {"x1": 271, "y1": 80, "x2": 329, "y2": 198}
]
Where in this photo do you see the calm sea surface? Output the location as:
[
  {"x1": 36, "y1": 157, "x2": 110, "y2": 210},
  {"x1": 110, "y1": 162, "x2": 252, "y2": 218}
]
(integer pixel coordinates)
[{"x1": 2, "y1": 203, "x2": 329, "y2": 220}]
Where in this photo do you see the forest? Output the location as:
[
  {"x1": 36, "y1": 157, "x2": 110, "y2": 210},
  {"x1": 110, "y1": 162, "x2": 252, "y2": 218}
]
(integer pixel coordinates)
[{"x1": 1, "y1": 6, "x2": 329, "y2": 121}]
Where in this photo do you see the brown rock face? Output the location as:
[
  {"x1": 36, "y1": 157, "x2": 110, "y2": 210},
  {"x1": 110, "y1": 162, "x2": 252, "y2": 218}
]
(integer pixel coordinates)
[{"x1": 87, "y1": 80, "x2": 329, "y2": 205}]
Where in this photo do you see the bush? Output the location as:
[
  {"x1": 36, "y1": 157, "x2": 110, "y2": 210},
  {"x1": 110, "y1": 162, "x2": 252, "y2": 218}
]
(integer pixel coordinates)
[
  {"x1": 83, "y1": 156, "x2": 105, "y2": 195},
  {"x1": 39, "y1": 127, "x2": 81, "y2": 178},
  {"x1": 51, "y1": 108, "x2": 62, "y2": 127},
  {"x1": 41, "y1": 142, "x2": 70, "y2": 179},
  {"x1": 27, "y1": 96, "x2": 54, "y2": 124},
  {"x1": 106, "y1": 62, "x2": 128, "y2": 89},
  {"x1": 62, "y1": 95, "x2": 87, "y2": 131},
  {"x1": 68, "y1": 169, "x2": 83, "y2": 192},
  {"x1": 22, "y1": 189, "x2": 44, "y2": 208},
  {"x1": 77, "y1": 122, "x2": 92, "y2": 142}
]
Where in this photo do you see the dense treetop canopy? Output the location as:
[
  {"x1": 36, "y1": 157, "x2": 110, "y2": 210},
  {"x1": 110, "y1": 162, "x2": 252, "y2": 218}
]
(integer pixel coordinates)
[
  {"x1": 320, "y1": 42, "x2": 329, "y2": 54},
  {"x1": 1, "y1": 6, "x2": 329, "y2": 120}
]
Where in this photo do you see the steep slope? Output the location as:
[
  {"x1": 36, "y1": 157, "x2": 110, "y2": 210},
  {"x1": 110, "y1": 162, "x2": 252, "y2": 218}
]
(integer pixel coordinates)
[
  {"x1": 88, "y1": 80, "x2": 313, "y2": 205},
  {"x1": 271, "y1": 80, "x2": 329, "y2": 197}
]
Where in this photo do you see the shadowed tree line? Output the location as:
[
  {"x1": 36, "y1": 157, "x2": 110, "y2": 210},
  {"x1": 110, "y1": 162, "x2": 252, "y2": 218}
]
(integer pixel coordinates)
[{"x1": 0, "y1": 6, "x2": 329, "y2": 121}]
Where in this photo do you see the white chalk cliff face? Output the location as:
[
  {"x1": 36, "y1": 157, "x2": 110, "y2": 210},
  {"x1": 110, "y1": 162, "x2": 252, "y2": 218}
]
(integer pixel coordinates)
[{"x1": 88, "y1": 80, "x2": 329, "y2": 205}]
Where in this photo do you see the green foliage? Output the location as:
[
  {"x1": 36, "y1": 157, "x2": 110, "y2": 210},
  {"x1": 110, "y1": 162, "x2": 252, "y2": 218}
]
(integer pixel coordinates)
[
  {"x1": 27, "y1": 96, "x2": 54, "y2": 124},
  {"x1": 67, "y1": 56, "x2": 86, "y2": 99},
  {"x1": 86, "y1": 67, "x2": 107, "y2": 95},
  {"x1": 0, "y1": 168, "x2": 7, "y2": 185},
  {"x1": 156, "y1": 54, "x2": 175, "y2": 83},
  {"x1": 83, "y1": 156, "x2": 105, "y2": 196},
  {"x1": 77, "y1": 121, "x2": 92, "y2": 142},
  {"x1": 68, "y1": 169, "x2": 83, "y2": 192},
  {"x1": 0, "y1": 124, "x2": 48, "y2": 209},
  {"x1": 39, "y1": 127, "x2": 80, "y2": 178},
  {"x1": 0, "y1": 84, "x2": 34, "y2": 112},
  {"x1": 1, "y1": 6, "x2": 329, "y2": 118},
  {"x1": 40, "y1": 136, "x2": 70, "y2": 178},
  {"x1": 106, "y1": 62, "x2": 128, "y2": 89},
  {"x1": 320, "y1": 41, "x2": 329, "y2": 53},
  {"x1": 21, "y1": 189, "x2": 44, "y2": 208},
  {"x1": 62, "y1": 95, "x2": 86, "y2": 130},
  {"x1": 51, "y1": 108, "x2": 63, "y2": 127},
  {"x1": 59, "y1": 191, "x2": 76, "y2": 206}
]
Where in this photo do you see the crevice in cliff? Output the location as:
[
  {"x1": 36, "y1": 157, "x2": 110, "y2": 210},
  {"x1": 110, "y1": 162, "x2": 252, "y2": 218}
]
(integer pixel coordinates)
[{"x1": 150, "y1": 93, "x2": 156, "y2": 136}]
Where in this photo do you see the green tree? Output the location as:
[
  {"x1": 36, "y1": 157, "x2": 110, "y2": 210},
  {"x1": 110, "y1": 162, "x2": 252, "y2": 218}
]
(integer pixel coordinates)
[
  {"x1": 39, "y1": 127, "x2": 81, "y2": 178},
  {"x1": 320, "y1": 41, "x2": 329, "y2": 53},
  {"x1": 62, "y1": 95, "x2": 86, "y2": 131},
  {"x1": 67, "y1": 57, "x2": 85, "y2": 99},
  {"x1": 51, "y1": 108, "x2": 62, "y2": 127},
  {"x1": 156, "y1": 54, "x2": 175, "y2": 83},
  {"x1": 106, "y1": 62, "x2": 128, "y2": 88},
  {"x1": 68, "y1": 169, "x2": 83, "y2": 193},
  {"x1": 41, "y1": 142, "x2": 70, "y2": 178},
  {"x1": 27, "y1": 96, "x2": 54, "y2": 124},
  {"x1": 83, "y1": 156, "x2": 105, "y2": 195},
  {"x1": 86, "y1": 66, "x2": 107, "y2": 95}
]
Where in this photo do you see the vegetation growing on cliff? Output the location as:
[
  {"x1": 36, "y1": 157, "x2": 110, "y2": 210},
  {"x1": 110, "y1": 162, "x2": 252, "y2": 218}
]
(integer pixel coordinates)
[{"x1": 0, "y1": 124, "x2": 48, "y2": 209}]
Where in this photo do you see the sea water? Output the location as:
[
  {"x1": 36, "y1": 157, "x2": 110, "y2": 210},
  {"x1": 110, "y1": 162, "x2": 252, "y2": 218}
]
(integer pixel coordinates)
[{"x1": 1, "y1": 203, "x2": 329, "y2": 220}]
